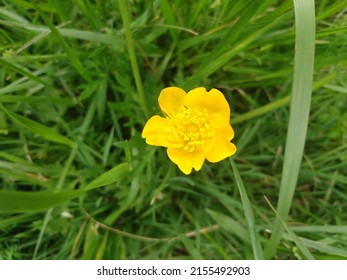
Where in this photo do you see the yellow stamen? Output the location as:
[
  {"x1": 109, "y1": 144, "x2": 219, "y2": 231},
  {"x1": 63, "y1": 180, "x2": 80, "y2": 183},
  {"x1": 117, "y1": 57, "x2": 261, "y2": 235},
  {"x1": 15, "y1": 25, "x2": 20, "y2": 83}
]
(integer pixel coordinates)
[{"x1": 168, "y1": 107, "x2": 215, "y2": 152}]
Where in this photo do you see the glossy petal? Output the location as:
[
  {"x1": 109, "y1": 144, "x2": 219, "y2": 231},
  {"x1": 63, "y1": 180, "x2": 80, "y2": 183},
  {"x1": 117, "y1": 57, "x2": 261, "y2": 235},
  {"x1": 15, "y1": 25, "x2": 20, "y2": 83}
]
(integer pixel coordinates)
[
  {"x1": 167, "y1": 147, "x2": 206, "y2": 175},
  {"x1": 185, "y1": 87, "x2": 230, "y2": 120},
  {"x1": 212, "y1": 113, "x2": 234, "y2": 140},
  {"x1": 206, "y1": 114, "x2": 236, "y2": 162},
  {"x1": 142, "y1": 86, "x2": 236, "y2": 175},
  {"x1": 158, "y1": 87, "x2": 186, "y2": 116},
  {"x1": 142, "y1": 115, "x2": 181, "y2": 148},
  {"x1": 206, "y1": 137, "x2": 236, "y2": 163}
]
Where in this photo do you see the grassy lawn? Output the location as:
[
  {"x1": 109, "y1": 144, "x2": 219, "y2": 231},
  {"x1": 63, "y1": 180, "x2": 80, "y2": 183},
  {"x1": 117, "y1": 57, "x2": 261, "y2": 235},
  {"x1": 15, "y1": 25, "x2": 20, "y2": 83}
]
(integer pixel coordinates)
[{"x1": 0, "y1": 0, "x2": 346, "y2": 260}]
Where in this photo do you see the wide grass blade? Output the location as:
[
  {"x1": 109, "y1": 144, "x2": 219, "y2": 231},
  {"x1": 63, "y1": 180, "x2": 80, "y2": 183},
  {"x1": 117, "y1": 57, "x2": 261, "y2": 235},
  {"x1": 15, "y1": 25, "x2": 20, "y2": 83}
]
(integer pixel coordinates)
[
  {"x1": 0, "y1": 163, "x2": 129, "y2": 213},
  {"x1": 0, "y1": 103, "x2": 76, "y2": 148},
  {"x1": 264, "y1": 0, "x2": 316, "y2": 259},
  {"x1": 230, "y1": 158, "x2": 264, "y2": 259}
]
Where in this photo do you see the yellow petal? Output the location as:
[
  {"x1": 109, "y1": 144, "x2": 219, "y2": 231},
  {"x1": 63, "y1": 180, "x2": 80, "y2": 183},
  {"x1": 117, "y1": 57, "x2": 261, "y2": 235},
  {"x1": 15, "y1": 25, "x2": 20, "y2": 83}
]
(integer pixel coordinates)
[
  {"x1": 185, "y1": 87, "x2": 230, "y2": 120},
  {"x1": 206, "y1": 138, "x2": 236, "y2": 163},
  {"x1": 142, "y1": 115, "x2": 181, "y2": 148},
  {"x1": 158, "y1": 87, "x2": 186, "y2": 116},
  {"x1": 206, "y1": 114, "x2": 236, "y2": 162},
  {"x1": 167, "y1": 147, "x2": 206, "y2": 175},
  {"x1": 212, "y1": 113, "x2": 234, "y2": 140}
]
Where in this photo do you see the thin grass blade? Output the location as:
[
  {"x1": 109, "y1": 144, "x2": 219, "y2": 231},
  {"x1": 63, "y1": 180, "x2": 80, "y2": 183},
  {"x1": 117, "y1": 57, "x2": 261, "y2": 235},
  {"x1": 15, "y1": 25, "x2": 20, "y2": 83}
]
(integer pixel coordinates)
[
  {"x1": 118, "y1": 0, "x2": 149, "y2": 118},
  {"x1": 264, "y1": 196, "x2": 314, "y2": 260},
  {"x1": 230, "y1": 158, "x2": 264, "y2": 259},
  {"x1": 30, "y1": 1, "x2": 88, "y2": 81}
]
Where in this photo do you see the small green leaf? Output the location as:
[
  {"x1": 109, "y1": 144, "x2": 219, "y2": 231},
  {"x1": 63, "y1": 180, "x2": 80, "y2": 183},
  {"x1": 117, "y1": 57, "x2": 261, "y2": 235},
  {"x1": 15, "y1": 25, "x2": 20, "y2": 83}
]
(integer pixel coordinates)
[{"x1": 85, "y1": 163, "x2": 129, "y2": 190}]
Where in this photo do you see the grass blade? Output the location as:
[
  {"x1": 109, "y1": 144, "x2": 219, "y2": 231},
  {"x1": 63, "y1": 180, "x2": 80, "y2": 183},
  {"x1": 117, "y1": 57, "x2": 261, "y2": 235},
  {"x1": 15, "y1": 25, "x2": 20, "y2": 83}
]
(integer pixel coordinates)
[
  {"x1": 84, "y1": 163, "x2": 130, "y2": 191},
  {"x1": 0, "y1": 163, "x2": 129, "y2": 213},
  {"x1": 0, "y1": 103, "x2": 76, "y2": 148},
  {"x1": 118, "y1": 0, "x2": 149, "y2": 118},
  {"x1": 183, "y1": 0, "x2": 278, "y2": 88},
  {"x1": 30, "y1": 1, "x2": 88, "y2": 81},
  {"x1": 264, "y1": 196, "x2": 314, "y2": 260},
  {"x1": 0, "y1": 58, "x2": 48, "y2": 86},
  {"x1": 206, "y1": 208, "x2": 250, "y2": 245},
  {"x1": 264, "y1": 0, "x2": 316, "y2": 259},
  {"x1": 230, "y1": 158, "x2": 264, "y2": 259},
  {"x1": 0, "y1": 95, "x2": 75, "y2": 105}
]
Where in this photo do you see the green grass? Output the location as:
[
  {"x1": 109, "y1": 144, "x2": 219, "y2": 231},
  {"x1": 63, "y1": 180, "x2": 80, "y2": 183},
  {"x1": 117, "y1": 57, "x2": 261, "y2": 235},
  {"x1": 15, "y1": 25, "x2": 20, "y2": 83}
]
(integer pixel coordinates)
[
  {"x1": 0, "y1": 0, "x2": 346, "y2": 260},
  {"x1": 264, "y1": 0, "x2": 316, "y2": 259}
]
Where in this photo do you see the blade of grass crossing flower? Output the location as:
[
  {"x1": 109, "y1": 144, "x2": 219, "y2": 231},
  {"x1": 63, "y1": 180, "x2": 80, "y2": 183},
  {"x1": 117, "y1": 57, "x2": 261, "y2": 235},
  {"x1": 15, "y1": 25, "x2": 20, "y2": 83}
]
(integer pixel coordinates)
[
  {"x1": 118, "y1": 0, "x2": 149, "y2": 118},
  {"x1": 230, "y1": 158, "x2": 264, "y2": 260},
  {"x1": 264, "y1": 0, "x2": 315, "y2": 259}
]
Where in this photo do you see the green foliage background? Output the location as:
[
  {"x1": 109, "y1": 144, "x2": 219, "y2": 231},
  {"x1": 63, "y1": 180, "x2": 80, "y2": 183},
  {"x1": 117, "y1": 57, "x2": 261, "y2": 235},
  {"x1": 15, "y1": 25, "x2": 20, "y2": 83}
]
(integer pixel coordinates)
[{"x1": 0, "y1": 0, "x2": 346, "y2": 260}]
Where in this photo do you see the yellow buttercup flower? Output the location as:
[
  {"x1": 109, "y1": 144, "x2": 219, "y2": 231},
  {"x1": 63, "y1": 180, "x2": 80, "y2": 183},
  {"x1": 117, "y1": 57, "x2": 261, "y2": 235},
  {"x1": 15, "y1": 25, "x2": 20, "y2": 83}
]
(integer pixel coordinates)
[{"x1": 142, "y1": 87, "x2": 237, "y2": 174}]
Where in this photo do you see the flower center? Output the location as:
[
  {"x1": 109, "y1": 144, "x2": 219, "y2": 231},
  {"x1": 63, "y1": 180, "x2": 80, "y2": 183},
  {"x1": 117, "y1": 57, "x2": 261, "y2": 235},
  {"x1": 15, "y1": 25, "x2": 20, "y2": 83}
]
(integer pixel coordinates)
[{"x1": 169, "y1": 107, "x2": 215, "y2": 152}]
